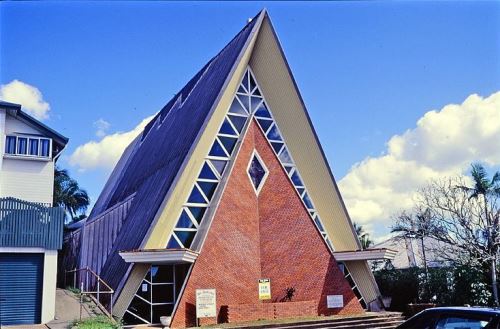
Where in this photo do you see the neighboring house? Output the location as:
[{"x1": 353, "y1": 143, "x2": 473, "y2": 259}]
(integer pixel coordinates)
[
  {"x1": 372, "y1": 236, "x2": 451, "y2": 270},
  {"x1": 0, "y1": 100, "x2": 68, "y2": 325},
  {"x1": 69, "y1": 10, "x2": 393, "y2": 328}
]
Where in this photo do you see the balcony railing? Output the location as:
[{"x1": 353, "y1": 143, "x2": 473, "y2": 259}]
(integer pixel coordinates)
[{"x1": 0, "y1": 197, "x2": 65, "y2": 249}]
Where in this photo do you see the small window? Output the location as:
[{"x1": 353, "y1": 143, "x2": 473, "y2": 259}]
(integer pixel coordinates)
[
  {"x1": 29, "y1": 139, "x2": 39, "y2": 156},
  {"x1": 17, "y1": 137, "x2": 27, "y2": 155},
  {"x1": 40, "y1": 139, "x2": 50, "y2": 157},
  {"x1": 5, "y1": 136, "x2": 16, "y2": 154},
  {"x1": 247, "y1": 151, "x2": 268, "y2": 194}
]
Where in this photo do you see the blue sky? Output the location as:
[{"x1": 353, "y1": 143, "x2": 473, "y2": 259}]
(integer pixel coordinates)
[{"x1": 2, "y1": 1, "x2": 499, "y2": 239}]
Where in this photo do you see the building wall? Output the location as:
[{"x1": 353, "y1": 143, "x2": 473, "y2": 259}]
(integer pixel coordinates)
[
  {"x1": 248, "y1": 16, "x2": 380, "y2": 304},
  {"x1": 1, "y1": 158, "x2": 54, "y2": 204},
  {"x1": 0, "y1": 113, "x2": 55, "y2": 204},
  {"x1": 171, "y1": 122, "x2": 362, "y2": 328},
  {"x1": 0, "y1": 247, "x2": 58, "y2": 324},
  {"x1": 0, "y1": 109, "x2": 6, "y2": 196}
]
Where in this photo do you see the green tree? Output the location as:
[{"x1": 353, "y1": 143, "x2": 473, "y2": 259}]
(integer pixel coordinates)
[
  {"x1": 53, "y1": 167, "x2": 90, "y2": 223},
  {"x1": 353, "y1": 223, "x2": 373, "y2": 249}
]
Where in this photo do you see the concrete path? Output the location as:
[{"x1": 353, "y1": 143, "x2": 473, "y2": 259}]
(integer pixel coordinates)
[{"x1": 46, "y1": 288, "x2": 101, "y2": 329}]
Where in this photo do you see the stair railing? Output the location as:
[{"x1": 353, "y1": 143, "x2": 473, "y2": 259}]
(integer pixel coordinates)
[{"x1": 65, "y1": 267, "x2": 115, "y2": 319}]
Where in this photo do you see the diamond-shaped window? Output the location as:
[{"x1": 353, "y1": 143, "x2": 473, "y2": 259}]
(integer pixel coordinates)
[{"x1": 247, "y1": 152, "x2": 268, "y2": 194}]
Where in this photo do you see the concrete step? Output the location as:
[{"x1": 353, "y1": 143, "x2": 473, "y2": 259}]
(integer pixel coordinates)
[{"x1": 235, "y1": 313, "x2": 405, "y2": 329}]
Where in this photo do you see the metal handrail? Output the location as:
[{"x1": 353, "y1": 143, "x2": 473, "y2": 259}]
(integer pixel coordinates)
[{"x1": 65, "y1": 267, "x2": 115, "y2": 319}]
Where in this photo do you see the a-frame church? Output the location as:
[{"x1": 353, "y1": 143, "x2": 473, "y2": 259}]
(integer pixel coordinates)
[{"x1": 74, "y1": 9, "x2": 395, "y2": 328}]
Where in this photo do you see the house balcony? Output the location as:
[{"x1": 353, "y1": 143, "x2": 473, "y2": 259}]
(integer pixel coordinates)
[{"x1": 0, "y1": 197, "x2": 65, "y2": 250}]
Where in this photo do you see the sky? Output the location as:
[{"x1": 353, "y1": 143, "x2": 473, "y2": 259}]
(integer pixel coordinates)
[{"x1": 1, "y1": 1, "x2": 499, "y2": 240}]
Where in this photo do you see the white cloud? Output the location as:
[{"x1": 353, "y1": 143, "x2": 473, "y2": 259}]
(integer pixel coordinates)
[
  {"x1": 69, "y1": 115, "x2": 155, "y2": 171},
  {"x1": 339, "y1": 91, "x2": 500, "y2": 238},
  {"x1": 93, "y1": 118, "x2": 111, "y2": 137},
  {"x1": 0, "y1": 80, "x2": 50, "y2": 120}
]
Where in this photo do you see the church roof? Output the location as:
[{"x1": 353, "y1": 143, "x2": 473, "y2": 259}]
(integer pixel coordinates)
[{"x1": 82, "y1": 11, "x2": 263, "y2": 293}]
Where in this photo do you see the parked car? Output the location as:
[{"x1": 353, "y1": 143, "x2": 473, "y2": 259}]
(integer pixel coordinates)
[{"x1": 397, "y1": 307, "x2": 500, "y2": 329}]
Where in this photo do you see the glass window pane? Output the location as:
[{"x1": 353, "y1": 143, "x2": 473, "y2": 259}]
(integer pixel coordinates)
[
  {"x1": 252, "y1": 87, "x2": 261, "y2": 96},
  {"x1": 257, "y1": 118, "x2": 273, "y2": 133},
  {"x1": 255, "y1": 103, "x2": 271, "y2": 118},
  {"x1": 243, "y1": 71, "x2": 250, "y2": 91},
  {"x1": 314, "y1": 216, "x2": 325, "y2": 231},
  {"x1": 40, "y1": 139, "x2": 50, "y2": 157},
  {"x1": 237, "y1": 94, "x2": 250, "y2": 113},
  {"x1": 151, "y1": 265, "x2": 174, "y2": 283},
  {"x1": 128, "y1": 296, "x2": 151, "y2": 323},
  {"x1": 152, "y1": 305, "x2": 174, "y2": 324},
  {"x1": 188, "y1": 207, "x2": 206, "y2": 224},
  {"x1": 136, "y1": 281, "x2": 151, "y2": 301},
  {"x1": 209, "y1": 139, "x2": 228, "y2": 158},
  {"x1": 197, "y1": 181, "x2": 217, "y2": 201},
  {"x1": 175, "y1": 264, "x2": 191, "y2": 297},
  {"x1": 198, "y1": 162, "x2": 218, "y2": 181},
  {"x1": 219, "y1": 118, "x2": 237, "y2": 136},
  {"x1": 5, "y1": 136, "x2": 16, "y2": 154},
  {"x1": 291, "y1": 171, "x2": 303, "y2": 186},
  {"x1": 152, "y1": 284, "x2": 174, "y2": 304},
  {"x1": 219, "y1": 136, "x2": 237, "y2": 155},
  {"x1": 271, "y1": 142, "x2": 284, "y2": 154},
  {"x1": 175, "y1": 209, "x2": 196, "y2": 229},
  {"x1": 229, "y1": 98, "x2": 247, "y2": 115},
  {"x1": 210, "y1": 160, "x2": 227, "y2": 176},
  {"x1": 267, "y1": 125, "x2": 282, "y2": 141},
  {"x1": 29, "y1": 139, "x2": 39, "y2": 156},
  {"x1": 435, "y1": 316, "x2": 493, "y2": 329},
  {"x1": 249, "y1": 73, "x2": 257, "y2": 92},
  {"x1": 228, "y1": 114, "x2": 246, "y2": 133},
  {"x1": 296, "y1": 187, "x2": 305, "y2": 196},
  {"x1": 279, "y1": 148, "x2": 292, "y2": 164},
  {"x1": 248, "y1": 154, "x2": 267, "y2": 192},
  {"x1": 187, "y1": 186, "x2": 207, "y2": 204},
  {"x1": 237, "y1": 84, "x2": 247, "y2": 94},
  {"x1": 250, "y1": 96, "x2": 262, "y2": 113},
  {"x1": 302, "y1": 193, "x2": 314, "y2": 210},
  {"x1": 167, "y1": 236, "x2": 181, "y2": 249},
  {"x1": 174, "y1": 231, "x2": 196, "y2": 248},
  {"x1": 17, "y1": 137, "x2": 27, "y2": 154},
  {"x1": 123, "y1": 310, "x2": 149, "y2": 325}
]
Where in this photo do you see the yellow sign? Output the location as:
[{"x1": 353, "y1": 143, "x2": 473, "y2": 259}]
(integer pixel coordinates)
[{"x1": 258, "y1": 279, "x2": 271, "y2": 300}]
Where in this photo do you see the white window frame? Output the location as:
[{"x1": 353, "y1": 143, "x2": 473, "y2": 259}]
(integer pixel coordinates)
[{"x1": 4, "y1": 134, "x2": 52, "y2": 160}]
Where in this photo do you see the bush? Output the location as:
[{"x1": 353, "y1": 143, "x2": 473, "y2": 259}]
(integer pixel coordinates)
[{"x1": 374, "y1": 265, "x2": 492, "y2": 311}]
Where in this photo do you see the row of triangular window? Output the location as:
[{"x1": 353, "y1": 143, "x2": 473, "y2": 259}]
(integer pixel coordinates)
[
  {"x1": 250, "y1": 69, "x2": 335, "y2": 252},
  {"x1": 167, "y1": 73, "x2": 252, "y2": 249}
]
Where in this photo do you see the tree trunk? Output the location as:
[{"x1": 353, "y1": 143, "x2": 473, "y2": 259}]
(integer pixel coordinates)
[{"x1": 492, "y1": 254, "x2": 499, "y2": 306}]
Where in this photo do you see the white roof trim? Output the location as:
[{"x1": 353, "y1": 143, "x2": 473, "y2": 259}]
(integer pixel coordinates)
[
  {"x1": 119, "y1": 249, "x2": 199, "y2": 264},
  {"x1": 333, "y1": 248, "x2": 397, "y2": 261}
]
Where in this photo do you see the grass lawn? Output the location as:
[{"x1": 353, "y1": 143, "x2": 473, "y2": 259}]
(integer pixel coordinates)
[{"x1": 70, "y1": 315, "x2": 121, "y2": 329}]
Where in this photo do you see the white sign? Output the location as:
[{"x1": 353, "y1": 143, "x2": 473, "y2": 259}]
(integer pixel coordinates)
[
  {"x1": 327, "y1": 295, "x2": 344, "y2": 308},
  {"x1": 258, "y1": 279, "x2": 271, "y2": 300},
  {"x1": 196, "y1": 289, "x2": 216, "y2": 318}
]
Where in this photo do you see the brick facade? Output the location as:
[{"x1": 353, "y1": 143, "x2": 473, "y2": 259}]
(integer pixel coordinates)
[
  {"x1": 170, "y1": 121, "x2": 363, "y2": 328},
  {"x1": 226, "y1": 300, "x2": 317, "y2": 323}
]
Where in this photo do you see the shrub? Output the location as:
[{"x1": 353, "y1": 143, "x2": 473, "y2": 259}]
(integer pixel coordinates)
[{"x1": 71, "y1": 315, "x2": 121, "y2": 329}]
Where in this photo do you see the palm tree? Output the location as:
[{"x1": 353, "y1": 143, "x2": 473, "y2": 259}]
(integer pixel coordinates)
[
  {"x1": 53, "y1": 167, "x2": 90, "y2": 223},
  {"x1": 353, "y1": 223, "x2": 373, "y2": 249},
  {"x1": 459, "y1": 163, "x2": 500, "y2": 305}
]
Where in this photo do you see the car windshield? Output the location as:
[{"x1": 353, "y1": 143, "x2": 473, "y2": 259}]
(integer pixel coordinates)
[{"x1": 435, "y1": 315, "x2": 494, "y2": 329}]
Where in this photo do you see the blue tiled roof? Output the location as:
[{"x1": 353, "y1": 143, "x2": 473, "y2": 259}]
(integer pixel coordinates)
[{"x1": 80, "y1": 12, "x2": 262, "y2": 295}]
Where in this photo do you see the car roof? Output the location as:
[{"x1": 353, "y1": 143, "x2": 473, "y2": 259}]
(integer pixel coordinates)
[{"x1": 423, "y1": 307, "x2": 500, "y2": 315}]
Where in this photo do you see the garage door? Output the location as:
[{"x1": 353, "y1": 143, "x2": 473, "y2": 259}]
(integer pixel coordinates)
[{"x1": 0, "y1": 253, "x2": 44, "y2": 325}]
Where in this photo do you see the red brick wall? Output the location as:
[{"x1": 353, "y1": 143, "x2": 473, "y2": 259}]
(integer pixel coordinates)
[
  {"x1": 227, "y1": 300, "x2": 317, "y2": 323},
  {"x1": 170, "y1": 121, "x2": 363, "y2": 328}
]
